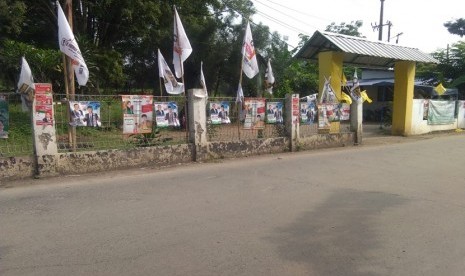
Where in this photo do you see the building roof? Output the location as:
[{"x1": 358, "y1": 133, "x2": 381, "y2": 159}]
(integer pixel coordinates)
[{"x1": 295, "y1": 31, "x2": 439, "y2": 67}]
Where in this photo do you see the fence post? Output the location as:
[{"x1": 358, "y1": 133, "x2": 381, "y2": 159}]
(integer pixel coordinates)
[
  {"x1": 32, "y1": 83, "x2": 59, "y2": 177},
  {"x1": 285, "y1": 93, "x2": 300, "y2": 151},
  {"x1": 350, "y1": 99, "x2": 363, "y2": 145},
  {"x1": 187, "y1": 89, "x2": 207, "y2": 161}
]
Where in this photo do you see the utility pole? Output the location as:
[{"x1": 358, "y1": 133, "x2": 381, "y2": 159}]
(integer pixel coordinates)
[{"x1": 378, "y1": 0, "x2": 385, "y2": 41}]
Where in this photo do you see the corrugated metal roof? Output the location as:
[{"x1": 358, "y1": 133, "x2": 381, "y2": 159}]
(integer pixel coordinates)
[{"x1": 295, "y1": 31, "x2": 439, "y2": 67}]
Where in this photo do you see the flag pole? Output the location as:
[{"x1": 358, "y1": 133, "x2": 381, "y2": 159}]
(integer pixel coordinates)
[
  {"x1": 63, "y1": 0, "x2": 76, "y2": 151},
  {"x1": 174, "y1": 5, "x2": 188, "y2": 138},
  {"x1": 237, "y1": 51, "x2": 245, "y2": 140}
]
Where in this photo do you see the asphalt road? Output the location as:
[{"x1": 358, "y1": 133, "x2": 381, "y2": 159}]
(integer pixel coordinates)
[{"x1": 2, "y1": 134, "x2": 465, "y2": 276}]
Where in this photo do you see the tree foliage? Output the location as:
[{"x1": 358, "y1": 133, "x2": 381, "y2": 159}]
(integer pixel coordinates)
[
  {"x1": 325, "y1": 20, "x2": 365, "y2": 37},
  {"x1": 444, "y1": 18, "x2": 465, "y2": 38}
]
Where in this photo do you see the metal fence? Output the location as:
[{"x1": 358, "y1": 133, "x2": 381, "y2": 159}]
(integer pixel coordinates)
[
  {"x1": 53, "y1": 94, "x2": 188, "y2": 153},
  {"x1": 206, "y1": 97, "x2": 286, "y2": 142},
  {"x1": 0, "y1": 93, "x2": 34, "y2": 157}
]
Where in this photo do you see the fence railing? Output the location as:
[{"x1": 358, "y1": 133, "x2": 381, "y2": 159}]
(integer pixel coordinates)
[
  {"x1": 53, "y1": 94, "x2": 188, "y2": 152},
  {"x1": 206, "y1": 97, "x2": 286, "y2": 142}
]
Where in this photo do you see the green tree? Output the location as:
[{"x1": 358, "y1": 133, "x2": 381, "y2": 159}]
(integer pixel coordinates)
[
  {"x1": 325, "y1": 20, "x2": 365, "y2": 37},
  {"x1": 444, "y1": 18, "x2": 465, "y2": 38}
]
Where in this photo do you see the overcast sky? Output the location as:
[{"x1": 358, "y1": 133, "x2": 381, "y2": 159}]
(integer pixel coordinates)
[{"x1": 250, "y1": 0, "x2": 465, "y2": 53}]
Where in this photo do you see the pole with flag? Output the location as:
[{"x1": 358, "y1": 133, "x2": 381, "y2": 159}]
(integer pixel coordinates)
[
  {"x1": 173, "y1": 6, "x2": 192, "y2": 94},
  {"x1": 194, "y1": 61, "x2": 208, "y2": 98}
]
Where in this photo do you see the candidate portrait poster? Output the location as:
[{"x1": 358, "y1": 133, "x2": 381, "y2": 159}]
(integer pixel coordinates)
[
  {"x1": 0, "y1": 94, "x2": 9, "y2": 138},
  {"x1": 300, "y1": 102, "x2": 316, "y2": 125},
  {"x1": 318, "y1": 104, "x2": 331, "y2": 129},
  {"x1": 243, "y1": 98, "x2": 265, "y2": 130},
  {"x1": 266, "y1": 101, "x2": 283, "y2": 124},
  {"x1": 79, "y1": 101, "x2": 101, "y2": 127},
  {"x1": 154, "y1": 101, "x2": 179, "y2": 127},
  {"x1": 209, "y1": 101, "x2": 231, "y2": 124},
  {"x1": 121, "y1": 95, "x2": 153, "y2": 134},
  {"x1": 34, "y1": 83, "x2": 54, "y2": 127}
]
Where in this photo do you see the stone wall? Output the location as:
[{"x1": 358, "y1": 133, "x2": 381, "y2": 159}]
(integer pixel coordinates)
[
  {"x1": 0, "y1": 156, "x2": 35, "y2": 182},
  {"x1": 298, "y1": 133, "x2": 354, "y2": 151}
]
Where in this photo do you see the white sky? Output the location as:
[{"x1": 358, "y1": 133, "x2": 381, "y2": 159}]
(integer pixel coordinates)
[{"x1": 251, "y1": 0, "x2": 465, "y2": 53}]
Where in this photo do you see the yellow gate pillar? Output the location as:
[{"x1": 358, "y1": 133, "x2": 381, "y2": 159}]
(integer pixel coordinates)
[
  {"x1": 318, "y1": 51, "x2": 343, "y2": 133},
  {"x1": 392, "y1": 61, "x2": 416, "y2": 136}
]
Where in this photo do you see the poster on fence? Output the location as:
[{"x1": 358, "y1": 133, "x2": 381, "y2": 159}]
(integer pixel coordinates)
[
  {"x1": 340, "y1": 103, "x2": 350, "y2": 121},
  {"x1": 121, "y1": 95, "x2": 153, "y2": 134},
  {"x1": 34, "y1": 83, "x2": 54, "y2": 126},
  {"x1": 300, "y1": 102, "x2": 316, "y2": 124},
  {"x1": 72, "y1": 101, "x2": 101, "y2": 127},
  {"x1": 154, "y1": 101, "x2": 179, "y2": 127},
  {"x1": 209, "y1": 101, "x2": 231, "y2": 124},
  {"x1": 292, "y1": 94, "x2": 299, "y2": 125},
  {"x1": 317, "y1": 104, "x2": 331, "y2": 130},
  {"x1": 243, "y1": 98, "x2": 265, "y2": 130},
  {"x1": 266, "y1": 102, "x2": 283, "y2": 124},
  {"x1": 427, "y1": 100, "x2": 455, "y2": 125},
  {"x1": 0, "y1": 94, "x2": 8, "y2": 138}
]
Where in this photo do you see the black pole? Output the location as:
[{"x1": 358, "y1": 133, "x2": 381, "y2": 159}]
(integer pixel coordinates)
[{"x1": 378, "y1": 0, "x2": 385, "y2": 41}]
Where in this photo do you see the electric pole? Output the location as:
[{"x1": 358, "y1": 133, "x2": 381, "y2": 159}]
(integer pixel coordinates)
[{"x1": 378, "y1": 0, "x2": 385, "y2": 41}]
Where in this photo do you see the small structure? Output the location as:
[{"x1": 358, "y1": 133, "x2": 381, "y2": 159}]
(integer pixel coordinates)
[{"x1": 295, "y1": 30, "x2": 438, "y2": 136}]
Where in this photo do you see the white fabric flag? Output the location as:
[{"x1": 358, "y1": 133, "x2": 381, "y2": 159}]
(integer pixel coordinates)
[
  {"x1": 158, "y1": 49, "x2": 184, "y2": 94},
  {"x1": 241, "y1": 22, "x2": 259, "y2": 79},
  {"x1": 320, "y1": 77, "x2": 338, "y2": 104},
  {"x1": 17, "y1": 57, "x2": 34, "y2": 93},
  {"x1": 17, "y1": 57, "x2": 35, "y2": 112},
  {"x1": 194, "y1": 61, "x2": 208, "y2": 98},
  {"x1": 57, "y1": 1, "x2": 89, "y2": 86},
  {"x1": 236, "y1": 83, "x2": 244, "y2": 103},
  {"x1": 265, "y1": 58, "x2": 275, "y2": 94},
  {"x1": 350, "y1": 69, "x2": 361, "y2": 101},
  {"x1": 173, "y1": 6, "x2": 192, "y2": 79}
]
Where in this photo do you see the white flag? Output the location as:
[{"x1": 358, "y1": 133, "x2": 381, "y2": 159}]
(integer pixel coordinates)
[
  {"x1": 173, "y1": 6, "x2": 192, "y2": 79},
  {"x1": 17, "y1": 57, "x2": 35, "y2": 112},
  {"x1": 17, "y1": 57, "x2": 34, "y2": 94},
  {"x1": 320, "y1": 77, "x2": 338, "y2": 104},
  {"x1": 350, "y1": 69, "x2": 361, "y2": 101},
  {"x1": 236, "y1": 83, "x2": 244, "y2": 103},
  {"x1": 265, "y1": 58, "x2": 275, "y2": 94},
  {"x1": 158, "y1": 49, "x2": 184, "y2": 95},
  {"x1": 194, "y1": 61, "x2": 208, "y2": 98},
  {"x1": 241, "y1": 22, "x2": 259, "y2": 79},
  {"x1": 57, "y1": 1, "x2": 89, "y2": 86}
]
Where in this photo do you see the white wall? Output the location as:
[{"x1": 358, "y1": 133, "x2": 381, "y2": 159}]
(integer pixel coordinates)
[{"x1": 410, "y1": 99, "x2": 458, "y2": 135}]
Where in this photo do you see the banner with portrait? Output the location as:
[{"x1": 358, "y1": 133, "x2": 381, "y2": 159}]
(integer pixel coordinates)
[
  {"x1": 339, "y1": 103, "x2": 351, "y2": 121},
  {"x1": 0, "y1": 94, "x2": 9, "y2": 138},
  {"x1": 121, "y1": 95, "x2": 153, "y2": 134},
  {"x1": 300, "y1": 102, "x2": 316, "y2": 125},
  {"x1": 34, "y1": 83, "x2": 54, "y2": 127},
  {"x1": 70, "y1": 101, "x2": 101, "y2": 127},
  {"x1": 243, "y1": 98, "x2": 265, "y2": 130},
  {"x1": 266, "y1": 101, "x2": 283, "y2": 124},
  {"x1": 154, "y1": 101, "x2": 180, "y2": 127},
  {"x1": 209, "y1": 101, "x2": 231, "y2": 124}
]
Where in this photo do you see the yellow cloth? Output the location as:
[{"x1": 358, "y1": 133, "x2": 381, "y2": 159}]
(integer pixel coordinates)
[
  {"x1": 341, "y1": 73, "x2": 348, "y2": 86},
  {"x1": 341, "y1": 91, "x2": 352, "y2": 104},
  {"x1": 360, "y1": 90, "x2": 372, "y2": 103},
  {"x1": 435, "y1": 83, "x2": 446, "y2": 95}
]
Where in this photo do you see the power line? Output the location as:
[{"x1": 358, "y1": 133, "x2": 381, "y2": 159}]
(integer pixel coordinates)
[
  {"x1": 253, "y1": 0, "x2": 320, "y2": 30},
  {"x1": 261, "y1": 0, "x2": 332, "y2": 23},
  {"x1": 256, "y1": 11, "x2": 311, "y2": 36}
]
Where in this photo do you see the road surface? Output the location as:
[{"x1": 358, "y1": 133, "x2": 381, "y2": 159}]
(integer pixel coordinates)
[{"x1": 1, "y1": 133, "x2": 465, "y2": 276}]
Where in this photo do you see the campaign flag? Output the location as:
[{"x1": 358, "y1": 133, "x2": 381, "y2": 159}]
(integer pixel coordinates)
[
  {"x1": 57, "y1": 1, "x2": 89, "y2": 86},
  {"x1": 236, "y1": 83, "x2": 244, "y2": 104},
  {"x1": 265, "y1": 59, "x2": 275, "y2": 94},
  {"x1": 194, "y1": 61, "x2": 208, "y2": 98},
  {"x1": 350, "y1": 70, "x2": 361, "y2": 101},
  {"x1": 341, "y1": 72, "x2": 348, "y2": 86},
  {"x1": 320, "y1": 77, "x2": 338, "y2": 104},
  {"x1": 435, "y1": 83, "x2": 446, "y2": 96},
  {"x1": 173, "y1": 6, "x2": 192, "y2": 79},
  {"x1": 158, "y1": 49, "x2": 184, "y2": 94},
  {"x1": 360, "y1": 91, "x2": 372, "y2": 103},
  {"x1": 340, "y1": 91, "x2": 352, "y2": 105},
  {"x1": 241, "y1": 22, "x2": 259, "y2": 79},
  {"x1": 17, "y1": 57, "x2": 35, "y2": 111}
]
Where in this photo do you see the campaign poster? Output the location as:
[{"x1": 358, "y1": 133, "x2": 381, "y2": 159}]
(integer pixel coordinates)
[
  {"x1": 121, "y1": 95, "x2": 153, "y2": 134},
  {"x1": 325, "y1": 103, "x2": 341, "y2": 122},
  {"x1": 340, "y1": 103, "x2": 351, "y2": 121},
  {"x1": 300, "y1": 102, "x2": 317, "y2": 125},
  {"x1": 154, "y1": 101, "x2": 179, "y2": 127},
  {"x1": 292, "y1": 94, "x2": 299, "y2": 125},
  {"x1": 209, "y1": 101, "x2": 231, "y2": 124},
  {"x1": 0, "y1": 94, "x2": 9, "y2": 138},
  {"x1": 318, "y1": 104, "x2": 331, "y2": 129},
  {"x1": 266, "y1": 102, "x2": 283, "y2": 124},
  {"x1": 34, "y1": 83, "x2": 54, "y2": 126},
  {"x1": 79, "y1": 101, "x2": 101, "y2": 127},
  {"x1": 69, "y1": 101, "x2": 86, "y2": 126},
  {"x1": 243, "y1": 98, "x2": 265, "y2": 130}
]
